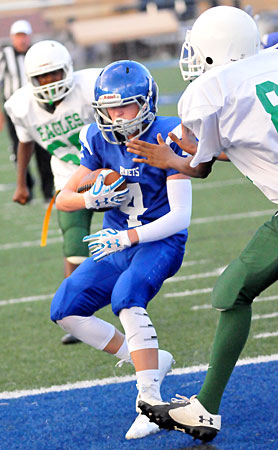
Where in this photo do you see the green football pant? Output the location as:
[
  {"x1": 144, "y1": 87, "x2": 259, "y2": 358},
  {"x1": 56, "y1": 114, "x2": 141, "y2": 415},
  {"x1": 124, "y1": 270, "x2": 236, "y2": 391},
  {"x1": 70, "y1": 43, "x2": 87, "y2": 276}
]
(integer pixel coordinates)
[
  {"x1": 57, "y1": 209, "x2": 94, "y2": 259},
  {"x1": 198, "y1": 212, "x2": 278, "y2": 414}
]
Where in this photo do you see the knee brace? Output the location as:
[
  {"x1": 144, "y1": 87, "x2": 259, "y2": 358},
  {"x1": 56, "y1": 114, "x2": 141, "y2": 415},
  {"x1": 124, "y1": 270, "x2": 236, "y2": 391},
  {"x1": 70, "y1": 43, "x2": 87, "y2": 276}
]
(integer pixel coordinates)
[
  {"x1": 57, "y1": 315, "x2": 115, "y2": 350},
  {"x1": 119, "y1": 307, "x2": 158, "y2": 353}
]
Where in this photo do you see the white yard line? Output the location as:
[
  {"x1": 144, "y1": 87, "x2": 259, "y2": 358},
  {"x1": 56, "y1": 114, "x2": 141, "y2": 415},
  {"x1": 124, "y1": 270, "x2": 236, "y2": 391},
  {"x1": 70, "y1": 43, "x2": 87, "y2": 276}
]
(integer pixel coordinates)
[
  {"x1": 1, "y1": 353, "x2": 277, "y2": 400},
  {"x1": 191, "y1": 295, "x2": 278, "y2": 311},
  {"x1": 0, "y1": 183, "x2": 14, "y2": 191},
  {"x1": 180, "y1": 259, "x2": 209, "y2": 267},
  {"x1": 165, "y1": 267, "x2": 225, "y2": 283},
  {"x1": 164, "y1": 288, "x2": 213, "y2": 298},
  {"x1": 253, "y1": 312, "x2": 278, "y2": 320},
  {"x1": 191, "y1": 303, "x2": 212, "y2": 310},
  {"x1": 191, "y1": 209, "x2": 274, "y2": 225},
  {"x1": 1, "y1": 266, "x2": 219, "y2": 306},
  {"x1": 0, "y1": 223, "x2": 103, "y2": 250},
  {"x1": 1, "y1": 209, "x2": 273, "y2": 251},
  {"x1": 0, "y1": 237, "x2": 63, "y2": 250},
  {"x1": 0, "y1": 293, "x2": 55, "y2": 306},
  {"x1": 0, "y1": 287, "x2": 213, "y2": 306},
  {"x1": 254, "y1": 331, "x2": 278, "y2": 339},
  {"x1": 1, "y1": 284, "x2": 277, "y2": 311}
]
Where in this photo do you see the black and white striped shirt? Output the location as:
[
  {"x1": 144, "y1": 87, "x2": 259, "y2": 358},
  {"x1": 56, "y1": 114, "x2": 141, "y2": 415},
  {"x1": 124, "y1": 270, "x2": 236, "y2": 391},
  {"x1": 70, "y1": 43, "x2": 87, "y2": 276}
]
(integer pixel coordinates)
[{"x1": 0, "y1": 46, "x2": 27, "y2": 101}]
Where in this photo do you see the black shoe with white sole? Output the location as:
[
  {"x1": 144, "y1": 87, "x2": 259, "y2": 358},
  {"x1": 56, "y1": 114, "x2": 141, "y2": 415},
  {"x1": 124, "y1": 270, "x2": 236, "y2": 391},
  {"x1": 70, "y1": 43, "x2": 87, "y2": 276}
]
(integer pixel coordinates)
[{"x1": 138, "y1": 395, "x2": 221, "y2": 443}]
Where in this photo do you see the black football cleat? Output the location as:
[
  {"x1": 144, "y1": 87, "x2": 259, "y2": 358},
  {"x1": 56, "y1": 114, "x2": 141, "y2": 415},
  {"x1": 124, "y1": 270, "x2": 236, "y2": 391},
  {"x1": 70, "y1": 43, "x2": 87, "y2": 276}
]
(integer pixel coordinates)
[{"x1": 138, "y1": 395, "x2": 221, "y2": 443}]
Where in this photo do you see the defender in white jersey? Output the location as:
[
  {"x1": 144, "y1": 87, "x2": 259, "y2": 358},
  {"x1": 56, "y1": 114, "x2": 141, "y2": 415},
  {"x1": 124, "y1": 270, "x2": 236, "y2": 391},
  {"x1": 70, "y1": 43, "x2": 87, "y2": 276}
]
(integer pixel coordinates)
[
  {"x1": 50, "y1": 60, "x2": 192, "y2": 440},
  {"x1": 126, "y1": 6, "x2": 278, "y2": 442},
  {"x1": 4, "y1": 40, "x2": 101, "y2": 344}
]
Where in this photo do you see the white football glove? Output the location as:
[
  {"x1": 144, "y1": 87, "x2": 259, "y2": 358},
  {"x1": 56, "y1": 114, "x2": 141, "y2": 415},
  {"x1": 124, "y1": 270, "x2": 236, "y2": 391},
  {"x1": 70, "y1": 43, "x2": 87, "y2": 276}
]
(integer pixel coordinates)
[
  {"x1": 83, "y1": 228, "x2": 131, "y2": 262},
  {"x1": 83, "y1": 169, "x2": 129, "y2": 210}
]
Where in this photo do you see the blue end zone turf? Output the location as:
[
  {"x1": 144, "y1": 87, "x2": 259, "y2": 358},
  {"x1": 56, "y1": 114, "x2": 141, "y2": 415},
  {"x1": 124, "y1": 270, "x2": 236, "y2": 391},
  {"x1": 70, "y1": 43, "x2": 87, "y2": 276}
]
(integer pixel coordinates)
[{"x1": 1, "y1": 360, "x2": 278, "y2": 449}]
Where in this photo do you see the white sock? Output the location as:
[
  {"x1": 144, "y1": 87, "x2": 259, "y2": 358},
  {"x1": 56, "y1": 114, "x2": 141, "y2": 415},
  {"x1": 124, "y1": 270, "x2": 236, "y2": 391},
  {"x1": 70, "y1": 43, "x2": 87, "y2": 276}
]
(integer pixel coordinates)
[
  {"x1": 136, "y1": 369, "x2": 161, "y2": 402},
  {"x1": 136, "y1": 368, "x2": 160, "y2": 385},
  {"x1": 114, "y1": 338, "x2": 129, "y2": 360}
]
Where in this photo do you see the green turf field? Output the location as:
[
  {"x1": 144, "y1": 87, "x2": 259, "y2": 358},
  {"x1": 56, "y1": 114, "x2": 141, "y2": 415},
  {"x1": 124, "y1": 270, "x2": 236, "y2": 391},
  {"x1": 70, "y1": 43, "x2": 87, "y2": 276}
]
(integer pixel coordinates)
[{"x1": 0, "y1": 63, "x2": 277, "y2": 393}]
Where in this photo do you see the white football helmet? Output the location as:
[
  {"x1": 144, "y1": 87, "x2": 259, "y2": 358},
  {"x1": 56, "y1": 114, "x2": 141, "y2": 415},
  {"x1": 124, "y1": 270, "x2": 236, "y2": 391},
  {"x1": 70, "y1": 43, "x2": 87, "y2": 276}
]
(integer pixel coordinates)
[
  {"x1": 180, "y1": 6, "x2": 261, "y2": 81},
  {"x1": 24, "y1": 40, "x2": 74, "y2": 104}
]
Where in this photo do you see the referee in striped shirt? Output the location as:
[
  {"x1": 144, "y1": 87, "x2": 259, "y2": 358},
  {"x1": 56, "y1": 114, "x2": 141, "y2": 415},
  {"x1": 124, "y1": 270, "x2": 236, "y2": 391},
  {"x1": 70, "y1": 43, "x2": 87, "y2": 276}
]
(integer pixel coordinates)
[{"x1": 0, "y1": 20, "x2": 54, "y2": 202}]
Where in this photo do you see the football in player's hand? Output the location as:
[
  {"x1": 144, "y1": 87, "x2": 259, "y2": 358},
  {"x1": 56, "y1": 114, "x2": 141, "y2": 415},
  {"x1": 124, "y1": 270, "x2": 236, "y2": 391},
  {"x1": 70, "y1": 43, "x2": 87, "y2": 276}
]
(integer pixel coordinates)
[{"x1": 77, "y1": 168, "x2": 127, "y2": 193}]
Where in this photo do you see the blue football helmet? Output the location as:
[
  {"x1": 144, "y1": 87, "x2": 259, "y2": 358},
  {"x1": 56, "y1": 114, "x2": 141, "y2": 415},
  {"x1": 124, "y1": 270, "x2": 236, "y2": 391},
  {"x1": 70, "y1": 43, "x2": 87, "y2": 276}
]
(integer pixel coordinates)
[{"x1": 92, "y1": 60, "x2": 158, "y2": 144}]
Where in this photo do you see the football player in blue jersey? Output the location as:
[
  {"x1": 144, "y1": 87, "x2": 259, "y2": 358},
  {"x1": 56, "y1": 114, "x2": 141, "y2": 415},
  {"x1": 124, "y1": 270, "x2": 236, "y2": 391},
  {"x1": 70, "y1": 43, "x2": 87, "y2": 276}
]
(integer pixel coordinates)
[{"x1": 50, "y1": 60, "x2": 192, "y2": 440}]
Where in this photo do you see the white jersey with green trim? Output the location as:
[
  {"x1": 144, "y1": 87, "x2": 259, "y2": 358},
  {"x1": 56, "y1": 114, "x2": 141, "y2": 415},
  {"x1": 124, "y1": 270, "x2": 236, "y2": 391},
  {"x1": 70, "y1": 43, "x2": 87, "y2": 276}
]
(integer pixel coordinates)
[
  {"x1": 178, "y1": 46, "x2": 278, "y2": 204},
  {"x1": 4, "y1": 68, "x2": 101, "y2": 190}
]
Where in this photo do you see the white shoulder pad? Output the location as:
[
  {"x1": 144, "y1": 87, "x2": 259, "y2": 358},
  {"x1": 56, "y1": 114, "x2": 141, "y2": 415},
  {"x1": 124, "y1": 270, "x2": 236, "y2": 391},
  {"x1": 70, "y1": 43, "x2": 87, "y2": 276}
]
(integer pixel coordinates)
[{"x1": 4, "y1": 85, "x2": 32, "y2": 119}]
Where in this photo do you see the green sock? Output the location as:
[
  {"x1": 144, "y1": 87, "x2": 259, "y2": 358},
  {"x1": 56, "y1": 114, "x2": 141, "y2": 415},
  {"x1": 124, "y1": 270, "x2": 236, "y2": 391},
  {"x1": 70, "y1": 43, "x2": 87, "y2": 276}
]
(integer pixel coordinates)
[{"x1": 197, "y1": 303, "x2": 251, "y2": 414}]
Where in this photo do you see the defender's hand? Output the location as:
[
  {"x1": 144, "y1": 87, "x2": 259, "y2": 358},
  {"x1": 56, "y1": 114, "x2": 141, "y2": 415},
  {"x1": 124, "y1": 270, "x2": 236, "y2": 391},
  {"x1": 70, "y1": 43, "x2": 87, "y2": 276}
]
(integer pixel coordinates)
[
  {"x1": 83, "y1": 228, "x2": 131, "y2": 261},
  {"x1": 126, "y1": 134, "x2": 177, "y2": 169},
  {"x1": 168, "y1": 125, "x2": 198, "y2": 156}
]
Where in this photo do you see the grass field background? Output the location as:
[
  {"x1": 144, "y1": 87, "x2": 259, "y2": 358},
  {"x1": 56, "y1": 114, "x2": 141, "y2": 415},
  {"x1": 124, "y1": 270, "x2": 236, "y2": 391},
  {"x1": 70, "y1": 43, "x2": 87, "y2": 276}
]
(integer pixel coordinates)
[{"x1": 1, "y1": 62, "x2": 277, "y2": 398}]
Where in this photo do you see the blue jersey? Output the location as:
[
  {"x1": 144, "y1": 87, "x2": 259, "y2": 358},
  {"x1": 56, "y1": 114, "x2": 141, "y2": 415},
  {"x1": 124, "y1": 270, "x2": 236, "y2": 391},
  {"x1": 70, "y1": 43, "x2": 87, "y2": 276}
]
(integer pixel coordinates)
[
  {"x1": 79, "y1": 116, "x2": 188, "y2": 245},
  {"x1": 51, "y1": 116, "x2": 189, "y2": 321}
]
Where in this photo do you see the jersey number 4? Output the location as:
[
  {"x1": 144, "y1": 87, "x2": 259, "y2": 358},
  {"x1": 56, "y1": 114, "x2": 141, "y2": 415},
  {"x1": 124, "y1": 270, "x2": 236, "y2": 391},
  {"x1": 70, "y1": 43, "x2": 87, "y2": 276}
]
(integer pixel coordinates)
[
  {"x1": 256, "y1": 81, "x2": 278, "y2": 133},
  {"x1": 120, "y1": 183, "x2": 147, "y2": 227}
]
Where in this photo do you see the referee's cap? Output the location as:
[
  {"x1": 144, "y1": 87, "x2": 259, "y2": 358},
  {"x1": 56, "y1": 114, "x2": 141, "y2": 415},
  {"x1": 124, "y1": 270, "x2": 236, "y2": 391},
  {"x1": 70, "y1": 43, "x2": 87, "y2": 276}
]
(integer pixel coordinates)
[{"x1": 10, "y1": 20, "x2": 32, "y2": 36}]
